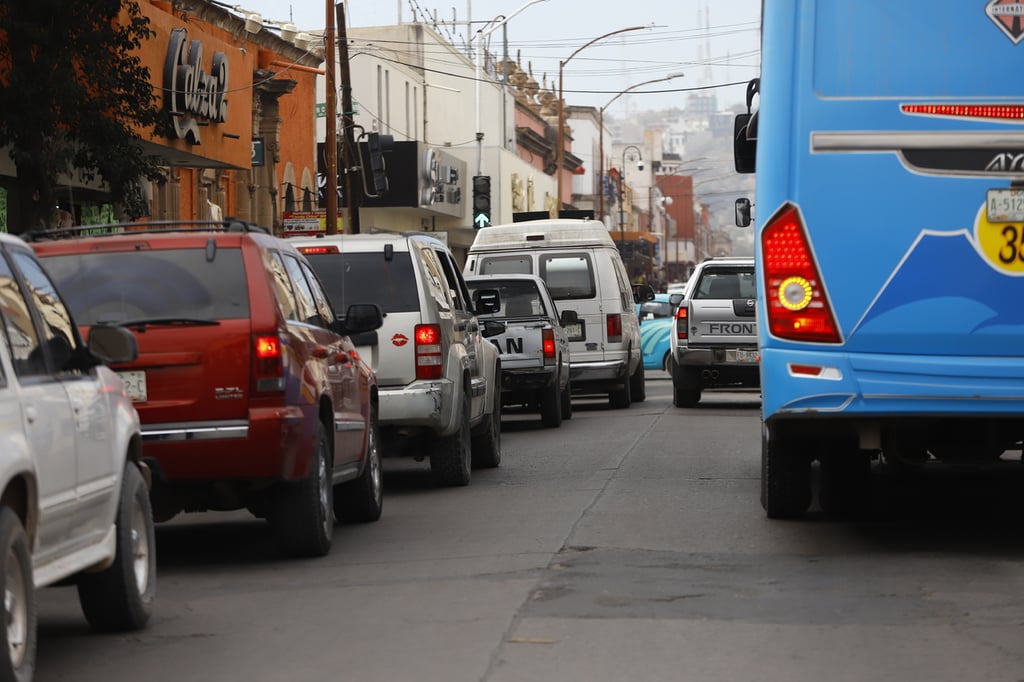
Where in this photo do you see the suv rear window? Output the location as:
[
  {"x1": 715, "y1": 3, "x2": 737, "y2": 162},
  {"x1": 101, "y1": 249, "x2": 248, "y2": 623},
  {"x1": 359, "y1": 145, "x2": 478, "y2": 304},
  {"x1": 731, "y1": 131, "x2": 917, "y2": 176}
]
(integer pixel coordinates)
[
  {"x1": 304, "y1": 251, "x2": 419, "y2": 313},
  {"x1": 41, "y1": 249, "x2": 250, "y2": 325}
]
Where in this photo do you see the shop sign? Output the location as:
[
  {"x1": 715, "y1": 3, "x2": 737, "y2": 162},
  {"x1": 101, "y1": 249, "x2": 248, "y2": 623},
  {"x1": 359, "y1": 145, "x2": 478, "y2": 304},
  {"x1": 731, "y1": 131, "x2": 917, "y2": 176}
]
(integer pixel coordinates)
[
  {"x1": 283, "y1": 210, "x2": 343, "y2": 235},
  {"x1": 164, "y1": 28, "x2": 229, "y2": 144}
]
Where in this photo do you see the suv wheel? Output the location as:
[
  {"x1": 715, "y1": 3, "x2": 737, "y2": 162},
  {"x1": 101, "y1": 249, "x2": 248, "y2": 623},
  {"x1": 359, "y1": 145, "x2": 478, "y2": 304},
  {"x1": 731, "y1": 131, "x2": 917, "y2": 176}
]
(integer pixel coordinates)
[
  {"x1": 0, "y1": 508, "x2": 34, "y2": 682},
  {"x1": 471, "y1": 385, "x2": 502, "y2": 469},
  {"x1": 77, "y1": 462, "x2": 156, "y2": 632},
  {"x1": 431, "y1": 397, "x2": 472, "y2": 486},
  {"x1": 540, "y1": 374, "x2": 563, "y2": 428},
  {"x1": 271, "y1": 422, "x2": 334, "y2": 557},
  {"x1": 335, "y1": 408, "x2": 384, "y2": 523}
]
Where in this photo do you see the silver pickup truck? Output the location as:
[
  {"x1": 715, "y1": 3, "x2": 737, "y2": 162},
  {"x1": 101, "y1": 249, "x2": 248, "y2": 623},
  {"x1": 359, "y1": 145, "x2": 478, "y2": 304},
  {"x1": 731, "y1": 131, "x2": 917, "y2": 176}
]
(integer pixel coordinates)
[
  {"x1": 669, "y1": 257, "x2": 759, "y2": 407},
  {"x1": 466, "y1": 274, "x2": 575, "y2": 428}
]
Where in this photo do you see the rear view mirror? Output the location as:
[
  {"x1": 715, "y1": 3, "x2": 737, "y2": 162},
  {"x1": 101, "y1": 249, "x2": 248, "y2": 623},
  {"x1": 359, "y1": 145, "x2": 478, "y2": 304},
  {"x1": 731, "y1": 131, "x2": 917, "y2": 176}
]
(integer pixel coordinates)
[
  {"x1": 473, "y1": 288, "x2": 501, "y2": 315},
  {"x1": 668, "y1": 293, "x2": 684, "y2": 307},
  {"x1": 631, "y1": 284, "x2": 655, "y2": 305},
  {"x1": 480, "y1": 319, "x2": 506, "y2": 338},
  {"x1": 88, "y1": 325, "x2": 138, "y2": 365},
  {"x1": 734, "y1": 113, "x2": 757, "y2": 174},
  {"x1": 337, "y1": 303, "x2": 384, "y2": 334},
  {"x1": 559, "y1": 309, "x2": 579, "y2": 327},
  {"x1": 735, "y1": 198, "x2": 752, "y2": 228}
]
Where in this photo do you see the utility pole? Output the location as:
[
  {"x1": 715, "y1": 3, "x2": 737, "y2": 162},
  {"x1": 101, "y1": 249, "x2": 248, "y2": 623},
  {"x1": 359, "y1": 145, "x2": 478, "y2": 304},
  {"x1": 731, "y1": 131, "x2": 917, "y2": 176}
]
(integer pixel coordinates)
[
  {"x1": 337, "y1": 2, "x2": 361, "y2": 233},
  {"x1": 324, "y1": 1, "x2": 338, "y2": 234}
]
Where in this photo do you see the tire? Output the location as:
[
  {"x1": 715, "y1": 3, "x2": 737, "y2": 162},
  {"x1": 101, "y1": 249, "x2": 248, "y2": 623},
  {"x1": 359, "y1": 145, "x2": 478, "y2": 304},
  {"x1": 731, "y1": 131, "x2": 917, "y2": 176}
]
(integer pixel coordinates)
[
  {"x1": 630, "y1": 361, "x2": 646, "y2": 403},
  {"x1": 818, "y1": 449, "x2": 872, "y2": 517},
  {"x1": 431, "y1": 397, "x2": 472, "y2": 486},
  {"x1": 270, "y1": 422, "x2": 334, "y2": 558},
  {"x1": 761, "y1": 424, "x2": 812, "y2": 519},
  {"x1": 609, "y1": 368, "x2": 632, "y2": 410},
  {"x1": 0, "y1": 509, "x2": 34, "y2": 682},
  {"x1": 471, "y1": 384, "x2": 502, "y2": 469},
  {"x1": 662, "y1": 352, "x2": 671, "y2": 374},
  {"x1": 672, "y1": 365, "x2": 701, "y2": 407},
  {"x1": 335, "y1": 408, "x2": 384, "y2": 523},
  {"x1": 77, "y1": 463, "x2": 156, "y2": 632},
  {"x1": 560, "y1": 377, "x2": 573, "y2": 421},
  {"x1": 540, "y1": 376, "x2": 563, "y2": 428}
]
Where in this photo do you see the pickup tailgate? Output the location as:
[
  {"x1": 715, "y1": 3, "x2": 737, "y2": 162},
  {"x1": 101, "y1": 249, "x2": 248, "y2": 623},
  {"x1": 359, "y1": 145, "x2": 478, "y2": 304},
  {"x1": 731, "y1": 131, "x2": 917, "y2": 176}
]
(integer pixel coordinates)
[
  {"x1": 488, "y1": 319, "x2": 547, "y2": 369},
  {"x1": 687, "y1": 298, "x2": 758, "y2": 348}
]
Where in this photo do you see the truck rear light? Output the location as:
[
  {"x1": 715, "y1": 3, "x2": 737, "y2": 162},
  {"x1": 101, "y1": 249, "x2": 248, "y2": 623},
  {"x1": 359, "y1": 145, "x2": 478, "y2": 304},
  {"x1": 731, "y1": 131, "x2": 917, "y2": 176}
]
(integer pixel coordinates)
[
  {"x1": 542, "y1": 328, "x2": 556, "y2": 365},
  {"x1": 606, "y1": 313, "x2": 622, "y2": 343},
  {"x1": 761, "y1": 203, "x2": 840, "y2": 343},
  {"x1": 253, "y1": 334, "x2": 285, "y2": 393},
  {"x1": 415, "y1": 323, "x2": 443, "y2": 380},
  {"x1": 675, "y1": 305, "x2": 688, "y2": 340}
]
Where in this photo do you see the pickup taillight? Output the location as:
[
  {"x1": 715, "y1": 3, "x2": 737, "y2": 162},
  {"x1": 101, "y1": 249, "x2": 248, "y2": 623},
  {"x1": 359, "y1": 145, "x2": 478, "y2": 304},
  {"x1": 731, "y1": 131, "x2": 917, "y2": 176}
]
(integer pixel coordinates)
[
  {"x1": 607, "y1": 313, "x2": 622, "y2": 343},
  {"x1": 415, "y1": 324, "x2": 443, "y2": 380},
  {"x1": 542, "y1": 328, "x2": 556, "y2": 365},
  {"x1": 675, "y1": 305, "x2": 688, "y2": 341},
  {"x1": 253, "y1": 334, "x2": 285, "y2": 394}
]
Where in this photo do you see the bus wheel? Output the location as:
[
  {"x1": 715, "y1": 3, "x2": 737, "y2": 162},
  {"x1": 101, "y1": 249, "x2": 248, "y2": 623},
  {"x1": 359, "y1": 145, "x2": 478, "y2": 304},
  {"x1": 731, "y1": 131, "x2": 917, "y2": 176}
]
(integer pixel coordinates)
[{"x1": 761, "y1": 424, "x2": 812, "y2": 518}]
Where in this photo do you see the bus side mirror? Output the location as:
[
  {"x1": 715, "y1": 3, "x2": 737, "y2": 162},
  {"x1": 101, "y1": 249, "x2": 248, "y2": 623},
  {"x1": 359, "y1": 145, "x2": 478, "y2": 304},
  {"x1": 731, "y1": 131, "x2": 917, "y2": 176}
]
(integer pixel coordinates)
[
  {"x1": 734, "y1": 113, "x2": 757, "y2": 174},
  {"x1": 735, "y1": 198, "x2": 752, "y2": 228}
]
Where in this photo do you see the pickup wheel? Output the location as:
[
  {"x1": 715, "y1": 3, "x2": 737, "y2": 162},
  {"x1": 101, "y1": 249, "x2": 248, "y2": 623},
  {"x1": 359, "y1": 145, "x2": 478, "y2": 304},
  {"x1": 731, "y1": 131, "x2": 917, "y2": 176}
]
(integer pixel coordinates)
[
  {"x1": 672, "y1": 366, "x2": 701, "y2": 407},
  {"x1": 560, "y1": 377, "x2": 573, "y2": 420},
  {"x1": 431, "y1": 396, "x2": 472, "y2": 486},
  {"x1": 335, "y1": 408, "x2": 384, "y2": 523},
  {"x1": 471, "y1": 384, "x2": 502, "y2": 469},
  {"x1": 270, "y1": 422, "x2": 334, "y2": 557},
  {"x1": 77, "y1": 462, "x2": 156, "y2": 632},
  {"x1": 540, "y1": 375, "x2": 563, "y2": 428},
  {"x1": 630, "y1": 361, "x2": 646, "y2": 403},
  {"x1": 0, "y1": 508, "x2": 34, "y2": 682},
  {"x1": 761, "y1": 425, "x2": 812, "y2": 519}
]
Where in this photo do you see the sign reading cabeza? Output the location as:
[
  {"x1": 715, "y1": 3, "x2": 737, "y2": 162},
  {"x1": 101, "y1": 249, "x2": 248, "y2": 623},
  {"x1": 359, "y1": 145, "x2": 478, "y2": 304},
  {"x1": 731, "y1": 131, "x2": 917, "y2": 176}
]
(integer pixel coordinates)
[{"x1": 164, "y1": 27, "x2": 229, "y2": 144}]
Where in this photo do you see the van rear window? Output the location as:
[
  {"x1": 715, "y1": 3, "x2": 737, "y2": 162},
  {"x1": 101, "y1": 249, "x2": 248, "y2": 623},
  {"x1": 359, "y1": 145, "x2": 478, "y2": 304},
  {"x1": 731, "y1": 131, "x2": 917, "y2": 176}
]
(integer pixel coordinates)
[
  {"x1": 40, "y1": 250, "x2": 250, "y2": 325},
  {"x1": 305, "y1": 251, "x2": 419, "y2": 313},
  {"x1": 478, "y1": 255, "x2": 532, "y2": 275},
  {"x1": 540, "y1": 253, "x2": 595, "y2": 301}
]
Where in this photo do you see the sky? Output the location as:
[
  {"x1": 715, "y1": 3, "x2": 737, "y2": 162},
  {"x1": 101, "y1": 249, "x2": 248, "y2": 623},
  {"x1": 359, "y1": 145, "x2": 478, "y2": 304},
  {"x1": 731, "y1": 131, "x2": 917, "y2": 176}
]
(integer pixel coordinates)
[{"x1": 229, "y1": 0, "x2": 762, "y2": 115}]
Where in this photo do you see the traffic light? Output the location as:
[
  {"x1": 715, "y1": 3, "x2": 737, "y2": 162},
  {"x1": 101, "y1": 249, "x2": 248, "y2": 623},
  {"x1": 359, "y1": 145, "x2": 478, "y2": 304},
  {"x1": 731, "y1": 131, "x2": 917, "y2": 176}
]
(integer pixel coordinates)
[
  {"x1": 473, "y1": 175, "x2": 491, "y2": 228},
  {"x1": 365, "y1": 132, "x2": 394, "y2": 196}
]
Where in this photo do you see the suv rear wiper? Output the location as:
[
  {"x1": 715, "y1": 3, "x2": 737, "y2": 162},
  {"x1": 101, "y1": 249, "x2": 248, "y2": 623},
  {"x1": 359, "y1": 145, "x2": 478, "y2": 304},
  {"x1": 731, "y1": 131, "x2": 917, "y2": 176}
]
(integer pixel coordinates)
[{"x1": 108, "y1": 317, "x2": 222, "y2": 329}]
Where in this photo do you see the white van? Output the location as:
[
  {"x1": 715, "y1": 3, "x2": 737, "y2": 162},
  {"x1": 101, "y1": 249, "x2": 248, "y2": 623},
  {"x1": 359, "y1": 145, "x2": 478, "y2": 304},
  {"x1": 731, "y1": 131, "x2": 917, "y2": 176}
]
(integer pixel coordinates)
[{"x1": 464, "y1": 219, "x2": 647, "y2": 409}]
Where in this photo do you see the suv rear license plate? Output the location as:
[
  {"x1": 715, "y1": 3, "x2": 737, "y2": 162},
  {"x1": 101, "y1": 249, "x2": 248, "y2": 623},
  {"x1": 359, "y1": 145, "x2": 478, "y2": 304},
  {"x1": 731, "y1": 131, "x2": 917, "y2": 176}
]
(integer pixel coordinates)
[
  {"x1": 116, "y1": 371, "x2": 147, "y2": 402},
  {"x1": 564, "y1": 321, "x2": 585, "y2": 341},
  {"x1": 987, "y1": 188, "x2": 1024, "y2": 222},
  {"x1": 729, "y1": 349, "x2": 758, "y2": 363}
]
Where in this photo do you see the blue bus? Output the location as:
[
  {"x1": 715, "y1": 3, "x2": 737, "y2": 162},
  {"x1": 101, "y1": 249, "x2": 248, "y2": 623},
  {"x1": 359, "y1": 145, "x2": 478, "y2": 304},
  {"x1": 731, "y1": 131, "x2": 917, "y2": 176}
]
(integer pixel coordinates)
[{"x1": 735, "y1": 1, "x2": 1024, "y2": 518}]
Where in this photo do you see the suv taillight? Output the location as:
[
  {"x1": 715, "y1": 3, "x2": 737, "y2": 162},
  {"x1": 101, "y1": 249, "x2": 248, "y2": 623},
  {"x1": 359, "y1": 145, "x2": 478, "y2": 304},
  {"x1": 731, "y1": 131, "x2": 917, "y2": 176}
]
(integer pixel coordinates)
[
  {"x1": 542, "y1": 328, "x2": 556, "y2": 365},
  {"x1": 606, "y1": 313, "x2": 622, "y2": 343},
  {"x1": 253, "y1": 334, "x2": 285, "y2": 393},
  {"x1": 762, "y1": 203, "x2": 840, "y2": 343},
  {"x1": 415, "y1": 324, "x2": 443, "y2": 380},
  {"x1": 675, "y1": 305, "x2": 688, "y2": 340}
]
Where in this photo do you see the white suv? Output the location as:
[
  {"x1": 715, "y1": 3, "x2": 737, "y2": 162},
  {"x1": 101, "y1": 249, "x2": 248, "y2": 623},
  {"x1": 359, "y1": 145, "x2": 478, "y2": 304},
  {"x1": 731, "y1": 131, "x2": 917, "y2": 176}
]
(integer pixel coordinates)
[
  {"x1": 291, "y1": 232, "x2": 503, "y2": 486},
  {"x1": 0, "y1": 233, "x2": 154, "y2": 681}
]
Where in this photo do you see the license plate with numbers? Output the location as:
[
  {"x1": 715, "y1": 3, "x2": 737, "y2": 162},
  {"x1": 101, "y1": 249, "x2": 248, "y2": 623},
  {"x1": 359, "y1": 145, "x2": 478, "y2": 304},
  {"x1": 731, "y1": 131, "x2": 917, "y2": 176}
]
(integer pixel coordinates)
[{"x1": 116, "y1": 371, "x2": 147, "y2": 402}]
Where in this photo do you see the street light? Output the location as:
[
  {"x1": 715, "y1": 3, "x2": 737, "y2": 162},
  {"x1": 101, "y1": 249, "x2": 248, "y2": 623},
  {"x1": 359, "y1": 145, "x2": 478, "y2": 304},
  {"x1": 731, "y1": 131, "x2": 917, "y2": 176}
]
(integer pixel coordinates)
[
  {"x1": 555, "y1": 25, "x2": 650, "y2": 215},
  {"x1": 597, "y1": 72, "x2": 684, "y2": 222},
  {"x1": 474, "y1": 0, "x2": 548, "y2": 176},
  {"x1": 618, "y1": 144, "x2": 642, "y2": 250}
]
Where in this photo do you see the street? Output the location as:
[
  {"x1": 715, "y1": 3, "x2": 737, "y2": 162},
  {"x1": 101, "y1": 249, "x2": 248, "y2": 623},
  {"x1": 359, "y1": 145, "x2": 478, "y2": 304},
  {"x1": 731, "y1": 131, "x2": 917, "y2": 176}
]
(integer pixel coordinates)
[{"x1": 35, "y1": 371, "x2": 1024, "y2": 681}]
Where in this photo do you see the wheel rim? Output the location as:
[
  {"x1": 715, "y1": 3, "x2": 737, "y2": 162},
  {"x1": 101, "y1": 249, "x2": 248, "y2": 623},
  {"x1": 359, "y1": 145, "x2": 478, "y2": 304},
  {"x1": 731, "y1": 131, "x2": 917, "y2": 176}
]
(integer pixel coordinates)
[
  {"x1": 130, "y1": 498, "x2": 151, "y2": 593},
  {"x1": 5, "y1": 550, "x2": 27, "y2": 669},
  {"x1": 317, "y1": 436, "x2": 331, "y2": 534}
]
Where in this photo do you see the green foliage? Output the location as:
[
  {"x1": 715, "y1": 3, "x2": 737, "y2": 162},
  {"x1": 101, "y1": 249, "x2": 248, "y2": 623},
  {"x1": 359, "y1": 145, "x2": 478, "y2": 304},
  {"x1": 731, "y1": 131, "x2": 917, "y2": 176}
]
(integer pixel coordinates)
[{"x1": 0, "y1": 0, "x2": 169, "y2": 233}]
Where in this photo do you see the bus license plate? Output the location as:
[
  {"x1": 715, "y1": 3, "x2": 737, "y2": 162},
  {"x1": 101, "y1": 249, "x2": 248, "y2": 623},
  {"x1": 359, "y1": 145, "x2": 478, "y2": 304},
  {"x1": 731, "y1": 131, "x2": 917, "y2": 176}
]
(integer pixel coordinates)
[
  {"x1": 987, "y1": 188, "x2": 1024, "y2": 222},
  {"x1": 117, "y1": 371, "x2": 147, "y2": 402}
]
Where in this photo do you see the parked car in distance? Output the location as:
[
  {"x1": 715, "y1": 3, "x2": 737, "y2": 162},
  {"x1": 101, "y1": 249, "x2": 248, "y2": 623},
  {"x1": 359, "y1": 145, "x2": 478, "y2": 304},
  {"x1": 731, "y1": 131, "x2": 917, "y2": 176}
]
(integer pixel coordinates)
[
  {"x1": 289, "y1": 232, "x2": 504, "y2": 486},
  {"x1": 466, "y1": 273, "x2": 574, "y2": 427},
  {"x1": 32, "y1": 220, "x2": 384, "y2": 558},
  {"x1": 0, "y1": 232, "x2": 155, "y2": 682},
  {"x1": 639, "y1": 293, "x2": 682, "y2": 372}
]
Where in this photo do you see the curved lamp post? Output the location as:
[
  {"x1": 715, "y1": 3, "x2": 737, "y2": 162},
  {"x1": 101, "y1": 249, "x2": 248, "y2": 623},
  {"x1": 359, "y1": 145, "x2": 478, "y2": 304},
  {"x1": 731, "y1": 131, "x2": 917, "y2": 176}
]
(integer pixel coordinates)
[
  {"x1": 618, "y1": 144, "x2": 643, "y2": 249},
  {"x1": 598, "y1": 72, "x2": 684, "y2": 222},
  {"x1": 555, "y1": 25, "x2": 650, "y2": 214}
]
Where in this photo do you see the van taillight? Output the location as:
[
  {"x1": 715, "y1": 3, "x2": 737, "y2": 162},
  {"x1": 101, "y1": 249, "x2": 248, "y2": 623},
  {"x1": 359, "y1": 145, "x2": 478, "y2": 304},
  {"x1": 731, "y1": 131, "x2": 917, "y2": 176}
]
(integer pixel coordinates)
[
  {"x1": 253, "y1": 334, "x2": 285, "y2": 393},
  {"x1": 675, "y1": 305, "x2": 688, "y2": 340},
  {"x1": 761, "y1": 203, "x2": 840, "y2": 343},
  {"x1": 607, "y1": 313, "x2": 622, "y2": 343},
  {"x1": 542, "y1": 328, "x2": 556, "y2": 365},
  {"x1": 415, "y1": 324, "x2": 443, "y2": 380}
]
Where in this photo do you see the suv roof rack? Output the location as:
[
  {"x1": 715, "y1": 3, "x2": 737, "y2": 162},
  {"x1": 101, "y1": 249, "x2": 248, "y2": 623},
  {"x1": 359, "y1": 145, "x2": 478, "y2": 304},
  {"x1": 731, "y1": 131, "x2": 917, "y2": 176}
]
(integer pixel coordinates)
[{"x1": 24, "y1": 218, "x2": 270, "y2": 242}]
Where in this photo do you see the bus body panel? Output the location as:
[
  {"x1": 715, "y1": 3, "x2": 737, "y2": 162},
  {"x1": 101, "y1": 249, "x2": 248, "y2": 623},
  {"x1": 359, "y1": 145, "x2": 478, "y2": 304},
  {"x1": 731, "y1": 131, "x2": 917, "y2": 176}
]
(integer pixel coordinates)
[{"x1": 758, "y1": 0, "x2": 1024, "y2": 422}]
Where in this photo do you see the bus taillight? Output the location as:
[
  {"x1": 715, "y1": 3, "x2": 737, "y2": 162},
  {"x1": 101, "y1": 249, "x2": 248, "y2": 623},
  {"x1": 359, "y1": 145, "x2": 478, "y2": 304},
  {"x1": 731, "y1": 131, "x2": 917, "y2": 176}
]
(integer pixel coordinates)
[{"x1": 761, "y1": 204, "x2": 840, "y2": 343}]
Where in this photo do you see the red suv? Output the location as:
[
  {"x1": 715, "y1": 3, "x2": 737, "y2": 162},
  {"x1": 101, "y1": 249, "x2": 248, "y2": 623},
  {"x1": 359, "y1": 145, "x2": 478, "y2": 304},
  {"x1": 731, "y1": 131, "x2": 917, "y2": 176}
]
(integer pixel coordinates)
[{"x1": 32, "y1": 220, "x2": 384, "y2": 558}]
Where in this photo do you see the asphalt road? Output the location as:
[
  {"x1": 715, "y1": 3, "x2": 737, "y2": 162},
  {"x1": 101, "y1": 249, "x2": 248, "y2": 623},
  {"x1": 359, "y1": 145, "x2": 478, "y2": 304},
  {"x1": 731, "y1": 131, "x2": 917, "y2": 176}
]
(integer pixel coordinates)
[{"x1": 35, "y1": 370, "x2": 1024, "y2": 681}]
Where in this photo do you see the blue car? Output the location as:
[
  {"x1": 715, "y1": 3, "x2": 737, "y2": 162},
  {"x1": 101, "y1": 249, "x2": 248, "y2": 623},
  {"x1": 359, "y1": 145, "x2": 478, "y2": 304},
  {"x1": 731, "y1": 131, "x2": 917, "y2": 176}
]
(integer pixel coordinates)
[{"x1": 638, "y1": 293, "x2": 683, "y2": 372}]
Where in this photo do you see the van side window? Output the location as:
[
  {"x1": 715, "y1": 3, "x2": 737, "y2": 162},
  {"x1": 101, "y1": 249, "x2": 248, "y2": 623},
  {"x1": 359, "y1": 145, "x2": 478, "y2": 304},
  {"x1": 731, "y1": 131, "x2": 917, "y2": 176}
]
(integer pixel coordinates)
[
  {"x1": 479, "y1": 255, "x2": 532, "y2": 275},
  {"x1": 539, "y1": 253, "x2": 595, "y2": 301}
]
